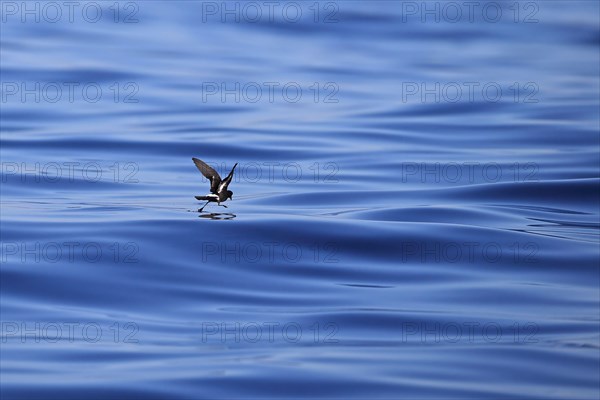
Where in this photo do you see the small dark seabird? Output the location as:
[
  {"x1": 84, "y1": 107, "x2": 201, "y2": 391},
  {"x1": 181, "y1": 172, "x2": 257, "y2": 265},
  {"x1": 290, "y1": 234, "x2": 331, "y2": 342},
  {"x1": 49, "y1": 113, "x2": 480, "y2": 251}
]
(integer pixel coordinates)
[{"x1": 192, "y1": 157, "x2": 238, "y2": 211}]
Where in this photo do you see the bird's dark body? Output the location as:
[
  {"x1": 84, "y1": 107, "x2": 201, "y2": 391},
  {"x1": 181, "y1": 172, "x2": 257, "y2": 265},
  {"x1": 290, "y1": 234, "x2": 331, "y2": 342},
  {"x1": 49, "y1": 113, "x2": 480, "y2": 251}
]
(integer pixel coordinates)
[
  {"x1": 194, "y1": 192, "x2": 229, "y2": 202},
  {"x1": 192, "y1": 157, "x2": 238, "y2": 211}
]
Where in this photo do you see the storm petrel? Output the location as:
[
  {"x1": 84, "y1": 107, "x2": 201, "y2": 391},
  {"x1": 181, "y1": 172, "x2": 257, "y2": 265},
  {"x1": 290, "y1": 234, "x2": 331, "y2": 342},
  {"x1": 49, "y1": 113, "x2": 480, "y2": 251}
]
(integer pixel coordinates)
[{"x1": 192, "y1": 157, "x2": 238, "y2": 212}]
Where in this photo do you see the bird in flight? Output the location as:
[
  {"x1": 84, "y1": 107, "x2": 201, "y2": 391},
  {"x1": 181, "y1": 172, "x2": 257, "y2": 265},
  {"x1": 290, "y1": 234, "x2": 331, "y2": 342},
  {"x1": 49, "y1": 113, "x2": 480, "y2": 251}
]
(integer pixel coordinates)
[{"x1": 192, "y1": 157, "x2": 238, "y2": 212}]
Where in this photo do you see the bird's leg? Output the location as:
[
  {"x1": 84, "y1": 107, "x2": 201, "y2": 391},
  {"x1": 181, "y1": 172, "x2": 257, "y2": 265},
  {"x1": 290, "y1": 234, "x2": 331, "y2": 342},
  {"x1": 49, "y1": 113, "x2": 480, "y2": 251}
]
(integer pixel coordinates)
[
  {"x1": 199, "y1": 201, "x2": 210, "y2": 212},
  {"x1": 218, "y1": 203, "x2": 228, "y2": 208}
]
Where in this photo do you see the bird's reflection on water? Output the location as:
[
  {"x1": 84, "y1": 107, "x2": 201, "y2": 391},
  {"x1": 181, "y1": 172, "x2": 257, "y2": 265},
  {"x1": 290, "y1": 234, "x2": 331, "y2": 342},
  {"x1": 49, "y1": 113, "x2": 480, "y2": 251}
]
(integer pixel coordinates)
[{"x1": 197, "y1": 210, "x2": 236, "y2": 220}]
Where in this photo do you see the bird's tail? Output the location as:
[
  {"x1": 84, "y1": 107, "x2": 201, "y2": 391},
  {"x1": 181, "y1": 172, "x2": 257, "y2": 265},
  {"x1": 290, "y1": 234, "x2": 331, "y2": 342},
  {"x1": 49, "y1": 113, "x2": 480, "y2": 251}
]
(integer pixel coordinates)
[{"x1": 195, "y1": 196, "x2": 212, "y2": 200}]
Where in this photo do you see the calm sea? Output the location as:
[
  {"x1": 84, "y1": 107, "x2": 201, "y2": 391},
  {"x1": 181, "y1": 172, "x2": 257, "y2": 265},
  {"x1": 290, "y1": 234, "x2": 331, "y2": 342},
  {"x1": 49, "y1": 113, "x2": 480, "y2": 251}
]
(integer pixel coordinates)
[{"x1": 1, "y1": 1, "x2": 599, "y2": 399}]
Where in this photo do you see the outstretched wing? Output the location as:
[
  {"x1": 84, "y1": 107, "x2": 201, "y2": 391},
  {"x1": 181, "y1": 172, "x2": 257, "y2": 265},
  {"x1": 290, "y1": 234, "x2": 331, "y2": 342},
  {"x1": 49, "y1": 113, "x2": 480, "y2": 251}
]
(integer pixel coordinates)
[
  {"x1": 219, "y1": 163, "x2": 238, "y2": 192},
  {"x1": 192, "y1": 157, "x2": 221, "y2": 194}
]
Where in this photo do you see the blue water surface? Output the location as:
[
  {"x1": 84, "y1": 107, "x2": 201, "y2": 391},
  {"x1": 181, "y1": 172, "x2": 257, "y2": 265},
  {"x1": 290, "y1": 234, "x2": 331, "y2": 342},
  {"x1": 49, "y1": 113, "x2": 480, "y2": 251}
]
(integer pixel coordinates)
[{"x1": 1, "y1": 1, "x2": 599, "y2": 399}]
